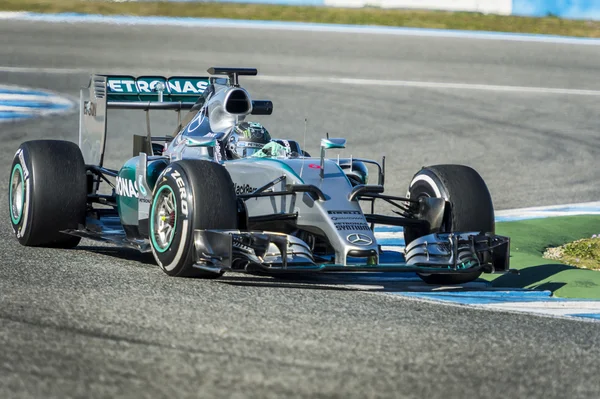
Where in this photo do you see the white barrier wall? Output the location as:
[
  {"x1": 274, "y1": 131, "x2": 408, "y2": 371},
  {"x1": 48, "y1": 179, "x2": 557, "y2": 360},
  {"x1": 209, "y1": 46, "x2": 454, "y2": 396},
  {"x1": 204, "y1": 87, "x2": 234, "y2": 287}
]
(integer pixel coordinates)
[
  {"x1": 124, "y1": 0, "x2": 600, "y2": 21},
  {"x1": 323, "y1": 0, "x2": 512, "y2": 14}
]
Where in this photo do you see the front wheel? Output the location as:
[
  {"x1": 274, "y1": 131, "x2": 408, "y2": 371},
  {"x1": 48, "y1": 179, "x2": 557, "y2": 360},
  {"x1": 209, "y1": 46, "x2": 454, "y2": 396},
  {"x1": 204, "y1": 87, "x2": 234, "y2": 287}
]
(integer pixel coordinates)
[
  {"x1": 404, "y1": 164, "x2": 495, "y2": 285},
  {"x1": 150, "y1": 160, "x2": 238, "y2": 278}
]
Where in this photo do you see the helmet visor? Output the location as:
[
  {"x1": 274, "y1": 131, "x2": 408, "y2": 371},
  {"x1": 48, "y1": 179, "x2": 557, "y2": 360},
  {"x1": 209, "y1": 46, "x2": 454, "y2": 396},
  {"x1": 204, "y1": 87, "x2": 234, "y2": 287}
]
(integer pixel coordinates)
[{"x1": 235, "y1": 142, "x2": 264, "y2": 158}]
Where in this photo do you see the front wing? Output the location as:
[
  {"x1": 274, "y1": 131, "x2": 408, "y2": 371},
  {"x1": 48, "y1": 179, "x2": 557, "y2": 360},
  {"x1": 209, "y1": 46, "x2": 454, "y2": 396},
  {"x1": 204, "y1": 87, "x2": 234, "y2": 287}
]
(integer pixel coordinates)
[{"x1": 191, "y1": 230, "x2": 510, "y2": 275}]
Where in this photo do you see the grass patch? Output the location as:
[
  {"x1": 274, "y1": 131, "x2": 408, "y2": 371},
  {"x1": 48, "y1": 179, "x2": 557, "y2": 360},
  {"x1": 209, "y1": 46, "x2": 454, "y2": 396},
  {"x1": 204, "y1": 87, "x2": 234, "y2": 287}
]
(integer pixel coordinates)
[
  {"x1": 483, "y1": 216, "x2": 600, "y2": 298},
  {"x1": 544, "y1": 237, "x2": 600, "y2": 270},
  {"x1": 2, "y1": 0, "x2": 600, "y2": 38}
]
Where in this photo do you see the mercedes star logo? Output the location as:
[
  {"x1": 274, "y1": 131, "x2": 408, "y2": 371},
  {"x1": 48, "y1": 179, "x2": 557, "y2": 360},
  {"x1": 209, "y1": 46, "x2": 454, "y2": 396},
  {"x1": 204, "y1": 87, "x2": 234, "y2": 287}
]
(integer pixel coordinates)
[{"x1": 347, "y1": 233, "x2": 373, "y2": 246}]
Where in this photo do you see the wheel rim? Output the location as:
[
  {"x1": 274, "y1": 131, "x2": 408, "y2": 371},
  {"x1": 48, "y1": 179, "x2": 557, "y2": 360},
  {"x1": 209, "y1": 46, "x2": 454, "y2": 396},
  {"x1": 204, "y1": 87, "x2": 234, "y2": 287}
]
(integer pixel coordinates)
[
  {"x1": 150, "y1": 186, "x2": 177, "y2": 253},
  {"x1": 9, "y1": 164, "x2": 25, "y2": 225}
]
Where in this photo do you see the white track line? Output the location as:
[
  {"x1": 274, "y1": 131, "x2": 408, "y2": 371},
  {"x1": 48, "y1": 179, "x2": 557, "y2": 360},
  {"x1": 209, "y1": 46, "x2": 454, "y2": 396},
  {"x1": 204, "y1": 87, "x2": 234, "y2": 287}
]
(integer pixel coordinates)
[
  {"x1": 257, "y1": 75, "x2": 600, "y2": 96},
  {"x1": 496, "y1": 201, "x2": 600, "y2": 220},
  {"x1": 485, "y1": 301, "x2": 600, "y2": 318},
  {"x1": 496, "y1": 201, "x2": 600, "y2": 215},
  {"x1": 0, "y1": 66, "x2": 86, "y2": 74}
]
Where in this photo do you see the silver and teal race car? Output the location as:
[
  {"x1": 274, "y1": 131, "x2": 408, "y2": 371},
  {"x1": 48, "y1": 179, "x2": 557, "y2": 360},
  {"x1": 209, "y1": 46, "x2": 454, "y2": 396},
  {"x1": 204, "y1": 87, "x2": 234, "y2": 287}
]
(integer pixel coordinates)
[{"x1": 8, "y1": 67, "x2": 510, "y2": 284}]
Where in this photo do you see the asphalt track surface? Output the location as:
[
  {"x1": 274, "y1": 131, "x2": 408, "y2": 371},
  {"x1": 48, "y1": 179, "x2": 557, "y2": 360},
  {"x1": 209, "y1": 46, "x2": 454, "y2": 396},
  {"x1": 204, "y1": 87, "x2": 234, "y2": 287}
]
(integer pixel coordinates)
[{"x1": 1, "y1": 20, "x2": 600, "y2": 398}]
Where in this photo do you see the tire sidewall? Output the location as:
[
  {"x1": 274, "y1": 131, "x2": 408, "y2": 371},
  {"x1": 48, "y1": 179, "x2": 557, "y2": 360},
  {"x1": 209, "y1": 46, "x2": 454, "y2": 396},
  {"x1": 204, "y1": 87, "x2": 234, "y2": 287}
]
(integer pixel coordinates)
[
  {"x1": 9, "y1": 147, "x2": 33, "y2": 244},
  {"x1": 150, "y1": 164, "x2": 194, "y2": 275},
  {"x1": 408, "y1": 172, "x2": 448, "y2": 201}
]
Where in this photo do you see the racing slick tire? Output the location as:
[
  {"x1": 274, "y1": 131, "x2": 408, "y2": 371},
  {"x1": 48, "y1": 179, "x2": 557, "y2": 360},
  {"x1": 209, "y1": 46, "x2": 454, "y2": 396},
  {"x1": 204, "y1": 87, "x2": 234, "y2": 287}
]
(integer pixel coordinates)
[
  {"x1": 404, "y1": 164, "x2": 495, "y2": 285},
  {"x1": 9, "y1": 140, "x2": 87, "y2": 248},
  {"x1": 150, "y1": 160, "x2": 238, "y2": 278}
]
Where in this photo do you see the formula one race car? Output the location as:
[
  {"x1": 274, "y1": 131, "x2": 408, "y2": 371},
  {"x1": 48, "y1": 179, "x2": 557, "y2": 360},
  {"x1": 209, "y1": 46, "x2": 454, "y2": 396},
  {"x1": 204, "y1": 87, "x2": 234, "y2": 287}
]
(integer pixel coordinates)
[{"x1": 8, "y1": 67, "x2": 510, "y2": 284}]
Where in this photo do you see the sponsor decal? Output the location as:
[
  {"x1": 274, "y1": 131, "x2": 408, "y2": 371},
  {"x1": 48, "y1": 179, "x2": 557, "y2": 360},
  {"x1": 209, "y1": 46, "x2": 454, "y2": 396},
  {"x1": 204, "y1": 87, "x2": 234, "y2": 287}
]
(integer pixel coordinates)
[
  {"x1": 170, "y1": 169, "x2": 189, "y2": 217},
  {"x1": 331, "y1": 216, "x2": 366, "y2": 221},
  {"x1": 83, "y1": 101, "x2": 97, "y2": 117},
  {"x1": 166, "y1": 79, "x2": 208, "y2": 95},
  {"x1": 15, "y1": 149, "x2": 29, "y2": 181},
  {"x1": 186, "y1": 112, "x2": 206, "y2": 133},
  {"x1": 234, "y1": 183, "x2": 256, "y2": 195},
  {"x1": 329, "y1": 210, "x2": 366, "y2": 221},
  {"x1": 107, "y1": 77, "x2": 209, "y2": 95},
  {"x1": 308, "y1": 163, "x2": 321, "y2": 169},
  {"x1": 107, "y1": 79, "x2": 137, "y2": 93},
  {"x1": 116, "y1": 175, "x2": 149, "y2": 200},
  {"x1": 137, "y1": 175, "x2": 148, "y2": 197},
  {"x1": 335, "y1": 222, "x2": 371, "y2": 231},
  {"x1": 347, "y1": 233, "x2": 373, "y2": 246},
  {"x1": 116, "y1": 176, "x2": 138, "y2": 198}
]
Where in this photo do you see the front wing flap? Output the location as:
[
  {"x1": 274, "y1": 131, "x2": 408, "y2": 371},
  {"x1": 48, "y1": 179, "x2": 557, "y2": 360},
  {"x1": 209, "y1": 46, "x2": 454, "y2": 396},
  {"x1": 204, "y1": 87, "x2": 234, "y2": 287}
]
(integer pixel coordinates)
[{"x1": 191, "y1": 230, "x2": 510, "y2": 275}]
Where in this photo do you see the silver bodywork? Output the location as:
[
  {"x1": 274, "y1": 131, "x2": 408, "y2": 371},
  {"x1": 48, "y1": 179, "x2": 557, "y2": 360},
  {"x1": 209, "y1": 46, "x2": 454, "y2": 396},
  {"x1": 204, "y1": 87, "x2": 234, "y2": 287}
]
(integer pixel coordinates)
[{"x1": 76, "y1": 68, "x2": 510, "y2": 276}]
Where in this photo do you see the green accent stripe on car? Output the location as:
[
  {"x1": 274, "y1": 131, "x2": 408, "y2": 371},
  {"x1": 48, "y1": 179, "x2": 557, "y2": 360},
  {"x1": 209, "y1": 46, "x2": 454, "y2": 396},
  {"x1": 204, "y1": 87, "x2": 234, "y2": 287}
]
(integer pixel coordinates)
[
  {"x1": 150, "y1": 185, "x2": 177, "y2": 253},
  {"x1": 9, "y1": 163, "x2": 24, "y2": 225}
]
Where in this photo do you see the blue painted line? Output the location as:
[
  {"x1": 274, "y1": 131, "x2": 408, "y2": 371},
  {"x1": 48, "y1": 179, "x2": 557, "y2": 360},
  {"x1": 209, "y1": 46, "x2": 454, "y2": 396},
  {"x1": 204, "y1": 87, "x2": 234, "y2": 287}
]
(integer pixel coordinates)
[
  {"x1": 378, "y1": 250, "x2": 405, "y2": 263},
  {"x1": 377, "y1": 238, "x2": 405, "y2": 246},
  {"x1": 328, "y1": 272, "x2": 421, "y2": 281},
  {"x1": 496, "y1": 216, "x2": 529, "y2": 222},
  {"x1": 569, "y1": 313, "x2": 600, "y2": 320},
  {"x1": 374, "y1": 226, "x2": 404, "y2": 233},
  {"x1": 0, "y1": 85, "x2": 74, "y2": 123},
  {"x1": 8, "y1": 12, "x2": 600, "y2": 45},
  {"x1": 395, "y1": 290, "x2": 572, "y2": 305},
  {"x1": 0, "y1": 100, "x2": 70, "y2": 109}
]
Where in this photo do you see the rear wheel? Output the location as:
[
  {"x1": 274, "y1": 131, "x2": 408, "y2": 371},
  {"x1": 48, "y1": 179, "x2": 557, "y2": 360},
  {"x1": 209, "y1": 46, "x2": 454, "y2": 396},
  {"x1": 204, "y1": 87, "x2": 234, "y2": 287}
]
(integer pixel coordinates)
[
  {"x1": 150, "y1": 160, "x2": 238, "y2": 278},
  {"x1": 9, "y1": 140, "x2": 87, "y2": 247},
  {"x1": 404, "y1": 164, "x2": 495, "y2": 285}
]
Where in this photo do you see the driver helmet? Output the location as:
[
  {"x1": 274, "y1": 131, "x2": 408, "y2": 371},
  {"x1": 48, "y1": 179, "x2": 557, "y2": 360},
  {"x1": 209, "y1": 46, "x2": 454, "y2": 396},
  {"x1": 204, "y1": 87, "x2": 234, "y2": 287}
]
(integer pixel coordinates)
[{"x1": 227, "y1": 121, "x2": 271, "y2": 159}]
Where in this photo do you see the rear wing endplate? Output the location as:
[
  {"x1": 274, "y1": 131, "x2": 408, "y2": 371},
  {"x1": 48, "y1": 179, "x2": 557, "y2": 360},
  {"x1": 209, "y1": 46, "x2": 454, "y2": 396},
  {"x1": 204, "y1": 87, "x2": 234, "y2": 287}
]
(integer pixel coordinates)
[{"x1": 79, "y1": 74, "x2": 214, "y2": 166}]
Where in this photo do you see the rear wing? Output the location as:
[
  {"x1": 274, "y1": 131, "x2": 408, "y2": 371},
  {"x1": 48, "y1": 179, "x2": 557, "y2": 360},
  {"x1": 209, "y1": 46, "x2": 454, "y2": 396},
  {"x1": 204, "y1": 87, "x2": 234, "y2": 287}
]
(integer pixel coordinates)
[
  {"x1": 79, "y1": 74, "x2": 214, "y2": 166},
  {"x1": 80, "y1": 70, "x2": 273, "y2": 166}
]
